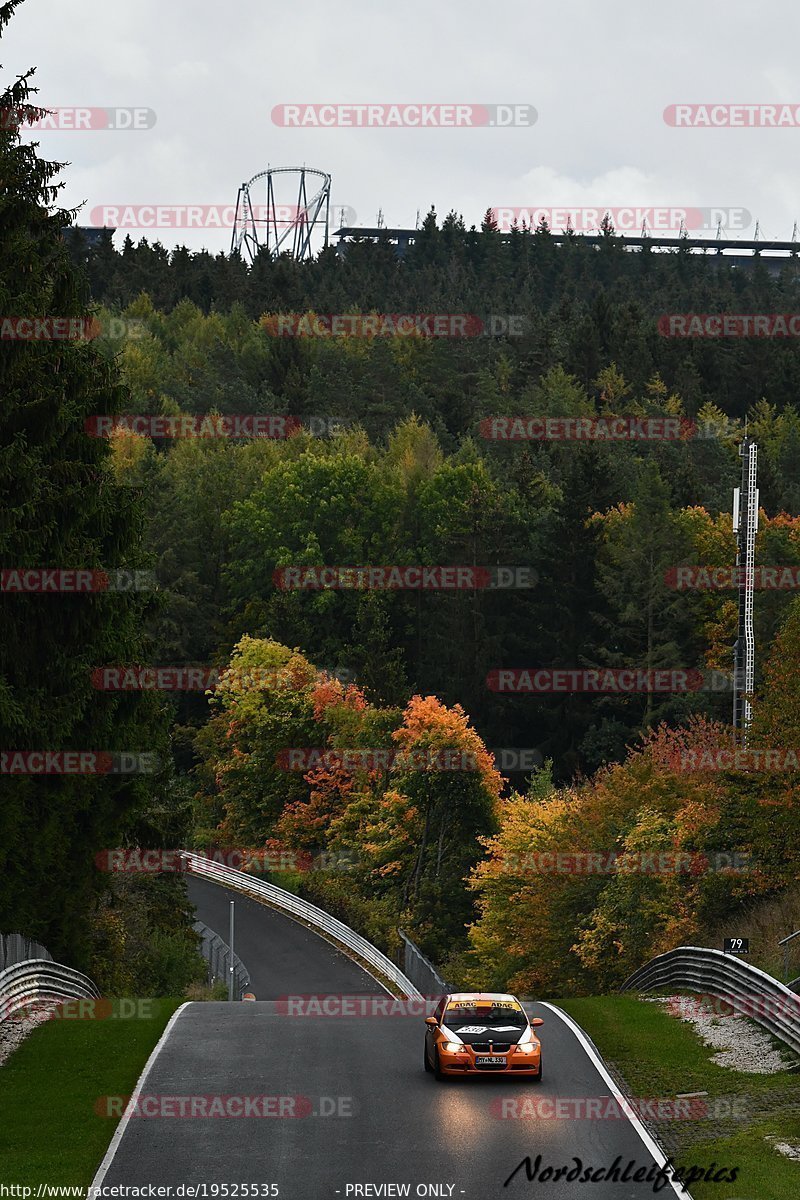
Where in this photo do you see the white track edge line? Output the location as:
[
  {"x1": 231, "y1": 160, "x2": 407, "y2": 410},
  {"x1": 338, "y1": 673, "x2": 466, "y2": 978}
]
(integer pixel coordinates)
[
  {"x1": 539, "y1": 1002, "x2": 691, "y2": 1199},
  {"x1": 90, "y1": 1001, "x2": 192, "y2": 1188}
]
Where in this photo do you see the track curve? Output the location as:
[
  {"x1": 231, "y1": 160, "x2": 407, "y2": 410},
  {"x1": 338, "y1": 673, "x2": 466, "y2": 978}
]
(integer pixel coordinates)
[{"x1": 92, "y1": 878, "x2": 686, "y2": 1198}]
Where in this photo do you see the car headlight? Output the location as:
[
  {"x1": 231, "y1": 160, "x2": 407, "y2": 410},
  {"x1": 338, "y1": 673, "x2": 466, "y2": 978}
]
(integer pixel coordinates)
[
  {"x1": 514, "y1": 1042, "x2": 537, "y2": 1054},
  {"x1": 444, "y1": 1041, "x2": 467, "y2": 1053}
]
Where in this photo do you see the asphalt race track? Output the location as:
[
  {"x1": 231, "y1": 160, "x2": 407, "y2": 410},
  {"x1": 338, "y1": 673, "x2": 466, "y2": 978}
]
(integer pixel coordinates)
[
  {"x1": 186, "y1": 874, "x2": 385, "y2": 999},
  {"x1": 91, "y1": 876, "x2": 689, "y2": 1199}
]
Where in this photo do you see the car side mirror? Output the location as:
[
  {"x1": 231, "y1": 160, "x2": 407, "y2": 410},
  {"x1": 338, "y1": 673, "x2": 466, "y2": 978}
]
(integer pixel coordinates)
[
  {"x1": 530, "y1": 1017, "x2": 544, "y2": 1027},
  {"x1": 425, "y1": 1016, "x2": 438, "y2": 1027}
]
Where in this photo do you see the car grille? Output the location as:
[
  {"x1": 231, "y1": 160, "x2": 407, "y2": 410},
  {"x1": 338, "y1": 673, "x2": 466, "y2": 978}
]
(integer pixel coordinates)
[{"x1": 471, "y1": 1043, "x2": 511, "y2": 1053}]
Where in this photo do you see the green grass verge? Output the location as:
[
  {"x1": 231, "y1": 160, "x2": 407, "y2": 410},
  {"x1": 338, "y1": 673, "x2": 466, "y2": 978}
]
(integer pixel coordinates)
[
  {"x1": 686, "y1": 1123, "x2": 800, "y2": 1200},
  {"x1": 0, "y1": 998, "x2": 183, "y2": 1185},
  {"x1": 556, "y1": 994, "x2": 800, "y2": 1199}
]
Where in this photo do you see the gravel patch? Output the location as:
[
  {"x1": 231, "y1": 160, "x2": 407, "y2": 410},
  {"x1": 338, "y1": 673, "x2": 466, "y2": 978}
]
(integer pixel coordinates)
[
  {"x1": 614, "y1": 995, "x2": 800, "y2": 1157},
  {"x1": 0, "y1": 1003, "x2": 59, "y2": 1067},
  {"x1": 770, "y1": 1139, "x2": 800, "y2": 1161},
  {"x1": 648, "y1": 995, "x2": 794, "y2": 1073}
]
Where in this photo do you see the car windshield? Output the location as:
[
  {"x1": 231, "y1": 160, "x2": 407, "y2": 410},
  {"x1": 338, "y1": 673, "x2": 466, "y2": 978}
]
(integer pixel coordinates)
[{"x1": 445, "y1": 1004, "x2": 527, "y2": 1026}]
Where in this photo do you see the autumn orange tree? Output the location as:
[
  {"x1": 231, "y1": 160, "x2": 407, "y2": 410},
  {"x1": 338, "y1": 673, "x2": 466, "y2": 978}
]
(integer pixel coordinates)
[
  {"x1": 194, "y1": 641, "x2": 501, "y2": 959},
  {"x1": 274, "y1": 674, "x2": 399, "y2": 853},
  {"x1": 286, "y1": 692, "x2": 504, "y2": 958},
  {"x1": 340, "y1": 695, "x2": 502, "y2": 956},
  {"x1": 463, "y1": 704, "x2": 800, "y2": 996}
]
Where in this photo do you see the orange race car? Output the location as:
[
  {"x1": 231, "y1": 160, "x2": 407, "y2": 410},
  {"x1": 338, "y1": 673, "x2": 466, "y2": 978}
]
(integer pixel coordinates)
[{"x1": 424, "y1": 991, "x2": 544, "y2": 1080}]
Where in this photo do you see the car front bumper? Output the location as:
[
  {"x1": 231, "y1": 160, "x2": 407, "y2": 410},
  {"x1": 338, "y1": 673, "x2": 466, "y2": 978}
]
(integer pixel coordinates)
[{"x1": 438, "y1": 1046, "x2": 541, "y2": 1075}]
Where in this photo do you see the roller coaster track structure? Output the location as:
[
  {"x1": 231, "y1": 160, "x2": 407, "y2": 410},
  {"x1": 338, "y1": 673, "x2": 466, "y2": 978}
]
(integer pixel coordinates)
[{"x1": 231, "y1": 166, "x2": 331, "y2": 263}]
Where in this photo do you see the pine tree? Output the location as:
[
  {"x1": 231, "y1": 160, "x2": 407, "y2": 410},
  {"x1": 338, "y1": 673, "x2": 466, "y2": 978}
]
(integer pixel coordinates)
[
  {"x1": 0, "y1": 0, "x2": 164, "y2": 962},
  {"x1": 590, "y1": 461, "x2": 700, "y2": 729}
]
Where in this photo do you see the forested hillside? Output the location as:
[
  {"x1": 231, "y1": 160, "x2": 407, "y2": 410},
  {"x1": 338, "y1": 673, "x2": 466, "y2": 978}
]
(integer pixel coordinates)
[
  {"x1": 6, "y1": 93, "x2": 800, "y2": 985},
  {"x1": 62, "y1": 221, "x2": 800, "y2": 986},
  {"x1": 74, "y1": 216, "x2": 800, "y2": 434}
]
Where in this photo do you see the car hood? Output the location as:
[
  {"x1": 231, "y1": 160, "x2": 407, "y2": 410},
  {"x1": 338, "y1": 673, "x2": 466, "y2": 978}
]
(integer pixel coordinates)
[{"x1": 442, "y1": 1021, "x2": 530, "y2": 1046}]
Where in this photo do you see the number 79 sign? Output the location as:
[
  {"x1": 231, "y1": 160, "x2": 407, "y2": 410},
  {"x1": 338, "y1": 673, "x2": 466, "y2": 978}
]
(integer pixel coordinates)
[{"x1": 723, "y1": 937, "x2": 750, "y2": 954}]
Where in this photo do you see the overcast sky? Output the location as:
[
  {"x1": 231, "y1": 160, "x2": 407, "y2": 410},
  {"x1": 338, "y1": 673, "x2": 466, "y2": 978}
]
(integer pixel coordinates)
[{"x1": 5, "y1": 0, "x2": 800, "y2": 254}]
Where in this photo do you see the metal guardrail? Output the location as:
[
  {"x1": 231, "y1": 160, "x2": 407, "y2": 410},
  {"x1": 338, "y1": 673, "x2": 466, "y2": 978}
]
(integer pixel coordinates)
[
  {"x1": 0, "y1": 959, "x2": 100, "y2": 1022},
  {"x1": 193, "y1": 919, "x2": 250, "y2": 999},
  {"x1": 180, "y1": 851, "x2": 422, "y2": 999},
  {"x1": 621, "y1": 945, "x2": 800, "y2": 1058},
  {"x1": 398, "y1": 930, "x2": 451, "y2": 996},
  {"x1": 0, "y1": 933, "x2": 53, "y2": 971}
]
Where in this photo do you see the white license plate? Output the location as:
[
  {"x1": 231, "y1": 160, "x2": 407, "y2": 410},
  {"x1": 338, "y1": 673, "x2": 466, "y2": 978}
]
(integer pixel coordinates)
[{"x1": 475, "y1": 1056, "x2": 505, "y2": 1066}]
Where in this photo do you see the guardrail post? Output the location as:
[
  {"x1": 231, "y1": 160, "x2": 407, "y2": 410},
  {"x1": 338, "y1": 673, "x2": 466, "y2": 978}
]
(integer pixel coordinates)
[
  {"x1": 228, "y1": 900, "x2": 235, "y2": 1001},
  {"x1": 778, "y1": 929, "x2": 800, "y2": 984}
]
